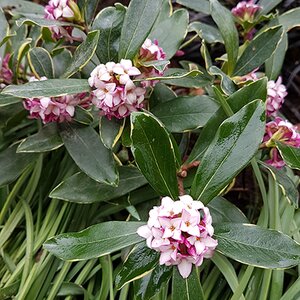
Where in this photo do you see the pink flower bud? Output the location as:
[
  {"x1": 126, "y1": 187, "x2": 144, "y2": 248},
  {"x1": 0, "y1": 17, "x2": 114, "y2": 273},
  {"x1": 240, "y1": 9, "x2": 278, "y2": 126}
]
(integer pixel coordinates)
[
  {"x1": 231, "y1": 0, "x2": 262, "y2": 23},
  {"x1": 0, "y1": 54, "x2": 13, "y2": 88},
  {"x1": 137, "y1": 195, "x2": 218, "y2": 278}
]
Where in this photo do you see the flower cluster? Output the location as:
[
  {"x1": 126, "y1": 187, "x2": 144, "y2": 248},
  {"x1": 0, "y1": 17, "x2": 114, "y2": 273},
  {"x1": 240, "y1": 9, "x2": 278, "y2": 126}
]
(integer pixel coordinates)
[
  {"x1": 23, "y1": 77, "x2": 91, "y2": 124},
  {"x1": 44, "y1": 0, "x2": 82, "y2": 41},
  {"x1": 136, "y1": 38, "x2": 168, "y2": 87},
  {"x1": 266, "y1": 77, "x2": 288, "y2": 117},
  {"x1": 88, "y1": 59, "x2": 146, "y2": 119},
  {"x1": 0, "y1": 54, "x2": 13, "y2": 89},
  {"x1": 137, "y1": 195, "x2": 218, "y2": 278},
  {"x1": 262, "y1": 117, "x2": 300, "y2": 168},
  {"x1": 231, "y1": 0, "x2": 261, "y2": 23}
]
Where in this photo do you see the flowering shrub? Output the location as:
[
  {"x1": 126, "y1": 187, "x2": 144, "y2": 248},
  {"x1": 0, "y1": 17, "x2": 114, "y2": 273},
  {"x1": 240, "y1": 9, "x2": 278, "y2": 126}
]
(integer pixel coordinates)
[{"x1": 1, "y1": 0, "x2": 300, "y2": 299}]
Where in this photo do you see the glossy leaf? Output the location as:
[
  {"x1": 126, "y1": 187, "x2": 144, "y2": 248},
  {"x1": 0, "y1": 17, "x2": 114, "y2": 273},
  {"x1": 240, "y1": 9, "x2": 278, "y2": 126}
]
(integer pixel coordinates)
[
  {"x1": 149, "y1": 83, "x2": 177, "y2": 108},
  {"x1": 260, "y1": 162, "x2": 299, "y2": 208},
  {"x1": 16, "y1": 17, "x2": 76, "y2": 28},
  {"x1": 0, "y1": 8, "x2": 8, "y2": 58},
  {"x1": 257, "y1": 0, "x2": 282, "y2": 16},
  {"x1": 159, "y1": 68, "x2": 211, "y2": 88},
  {"x1": 151, "y1": 95, "x2": 219, "y2": 133},
  {"x1": 140, "y1": 60, "x2": 170, "y2": 73},
  {"x1": 59, "y1": 123, "x2": 118, "y2": 186},
  {"x1": 233, "y1": 26, "x2": 283, "y2": 76},
  {"x1": 0, "y1": 145, "x2": 37, "y2": 187},
  {"x1": 92, "y1": 4, "x2": 126, "y2": 63},
  {"x1": 43, "y1": 221, "x2": 144, "y2": 261},
  {"x1": 276, "y1": 141, "x2": 300, "y2": 171},
  {"x1": 130, "y1": 112, "x2": 179, "y2": 199},
  {"x1": 208, "y1": 197, "x2": 249, "y2": 224},
  {"x1": 50, "y1": 166, "x2": 147, "y2": 203},
  {"x1": 17, "y1": 123, "x2": 63, "y2": 153},
  {"x1": 209, "y1": 66, "x2": 236, "y2": 95},
  {"x1": 134, "y1": 264, "x2": 173, "y2": 300},
  {"x1": 73, "y1": 106, "x2": 94, "y2": 125},
  {"x1": 115, "y1": 242, "x2": 159, "y2": 289},
  {"x1": 191, "y1": 100, "x2": 265, "y2": 204},
  {"x1": 149, "y1": 8, "x2": 189, "y2": 59},
  {"x1": 278, "y1": 7, "x2": 300, "y2": 31},
  {"x1": 119, "y1": 0, "x2": 163, "y2": 60},
  {"x1": 188, "y1": 78, "x2": 267, "y2": 162},
  {"x1": 210, "y1": 0, "x2": 239, "y2": 75},
  {"x1": 63, "y1": 30, "x2": 99, "y2": 78},
  {"x1": 172, "y1": 266, "x2": 204, "y2": 300},
  {"x1": 99, "y1": 117, "x2": 124, "y2": 149},
  {"x1": 28, "y1": 47, "x2": 54, "y2": 79},
  {"x1": 215, "y1": 223, "x2": 300, "y2": 268},
  {"x1": 176, "y1": 0, "x2": 210, "y2": 15},
  {"x1": 0, "y1": 0, "x2": 44, "y2": 16},
  {"x1": 53, "y1": 49, "x2": 72, "y2": 78},
  {"x1": 2, "y1": 79, "x2": 90, "y2": 98},
  {"x1": 0, "y1": 94, "x2": 21, "y2": 107},
  {"x1": 189, "y1": 21, "x2": 223, "y2": 44}
]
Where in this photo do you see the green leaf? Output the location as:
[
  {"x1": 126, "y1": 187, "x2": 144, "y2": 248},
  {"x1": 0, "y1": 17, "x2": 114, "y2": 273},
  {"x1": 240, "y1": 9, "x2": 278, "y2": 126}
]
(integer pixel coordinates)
[
  {"x1": 209, "y1": 66, "x2": 236, "y2": 95},
  {"x1": 53, "y1": 49, "x2": 72, "y2": 78},
  {"x1": 99, "y1": 117, "x2": 124, "y2": 149},
  {"x1": 115, "y1": 242, "x2": 159, "y2": 289},
  {"x1": 191, "y1": 100, "x2": 265, "y2": 204},
  {"x1": 15, "y1": 17, "x2": 77, "y2": 28},
  {"x1": 17, "y1": 123, "x2": 63, "y2": 153},
  {"x1": 208, "y1": 197, "x2": 249, "y2": 224},
  {"x1": 149, "y1": 83, "x2": 177, "y2": 108},
  {"x1": 2, "y1": 79, "x2": 90, "y2": 98},
  {"x1": 151, "y1": 95, "x2": 219, "y2": 133},
  {"x1": 188, "y1": 78, "x2": 267, "y2": 162},
  {"x1": 278, "y1": 7, "x2": 300, "y2": 31},
  {"x1": 63, "y1": 30, "x2": 100, "y2": 78},
  {"x1": 50, "y1": 166, "x2": 147, "y2": 203},
  {"x1": 276, "y1": 142, "x2": 300, "y2": 171},
  {"x1": 43, "y1": 221, "x2": 144, "y2": 261},
  {"x1": 28, "y1": 47, "x2": 54, "y2": 79},
  {"x1": 0, "y1": 145, "x2": 37, "y2": 187},
  {"x1": 188, "y1": 21, "x2": 223, "y2": 44},
  {"x1": 0, "y1": 94, "x2": 21, "y2": 107},
  {"x1": 148, "y1": 8, "x2": 189, "y2": 59},
  {"x1": 260, "y1": 162, "x2": 299, "y2": 208},
  {"x1": 0, "y1": 280, "x2": 20, "y2": 300},
  {"x1": 119, "y1": 0, "x2": 163, "y2": 60},
  {"x1": 233, "y1": 26, "x2": 283, "y2": 76},
  {"x1": 0, "y1": 0, "x2": 44, "y2": 16},
  {"x1": 159, "y1": 68, "x2": 211, "y2": 88},
  {"x1": 130, "y1": 112, "x2": 179, "y2": 200},
  {"x1": 176, "y1": 0, "x2": 210, "y2": 15},
  {"x1": 92, "y1": 4, "x2": 126, "y2": 63},
  {"x1": 73, "y1": 106, "x2": 94, "y2": 125},
  {"x1": 80, "y1": 0, "x2": 100, "y2": 24},
  {"x1": 210, "y1": 0, "x2": 239, "y2": 75},
  {"x1": 59, "y1": 123, "x2": 118, "y2": 186},
  {"x1": 215, "y1": 223, "x2": 300, "y2": 268},
  {"x1": 265, "y1": 31, "x2": 288, "y2": 80},
  {"x1": 0, "y1": 8, "x2": 9, "y2": 58},
  {"x1": 257, "y1": 0, "x2": 282, "y2": 16},
  {"x1": 134, "y1": 264, "x2": 173, "y2": 300},
  {"x1": 172, "y1": 266, "x2": 204, "y2": 300},
  {"x1": 140, "y1": 60, "x2": 170, "y2": 73}
]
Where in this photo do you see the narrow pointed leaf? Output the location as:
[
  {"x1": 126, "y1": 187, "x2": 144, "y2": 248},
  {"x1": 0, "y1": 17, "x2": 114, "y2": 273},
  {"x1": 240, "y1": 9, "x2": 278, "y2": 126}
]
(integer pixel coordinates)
[
  {"x1": 176, "y1": 0, "x2": 210, "y2": 15},
  {"x1": 50, "y1": 166, "x2": 147, "y2": 203},
  {"x1": 28, "y1": 47, "x2": 54, "y2": 79},
  {"x1": 191, "y1": 100, "x2": 265, "y2": 204},
  {"x1": 59, "y1": 123, "x2": 118, "y2": 186},
  {"x1": 130, "y1": 112, "x2": 179, "y2": 199},
  {"x1": 172, "y1": 266, "x2": 204, "y2": 300},
  {"x1": 210, "y1": 0, "x2": 239, "y2": 75},
  {"x1": 17, "y1": 123, "x2": 63, "y2": 153},
  {"x1": 43, "y1": 221, "x2": 144, "y2": 261},
  {"x1": 215, "y1": 223, "x2": 300, "y2": 268},
  {"x1": 119, "y1": 0, "x2": 163, "y2": 60},
  {"x1": 276, "y1": 141, "x2": 300, "y2": 171},
  {"x1": 233, "y1": 26, "x2": 283, "y2": 76},
  {"x1": 189, "y1": 21, "x2": 223, "y2": 44},
  {"x1": 0, "y1": 94, "x2": 21, "y2": 107},
  {"x1": 2, "y1": 79, "x2": 90, "y2": 98},
  {"x1": 63, "y1": 30, "x2": 100, "y2": 78},
  {"x1": 115, "y1": 242, "x2": 159, "y2": 289}
]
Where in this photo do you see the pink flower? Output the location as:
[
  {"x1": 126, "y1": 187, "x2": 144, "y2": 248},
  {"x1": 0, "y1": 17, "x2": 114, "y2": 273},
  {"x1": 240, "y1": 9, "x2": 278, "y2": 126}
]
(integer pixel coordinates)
[
  {"x1": 89, "y1": 60, "x2": 146, "y2": 119},
  {"x1": 23, "y1": 77, "x2": 92, "y2": 123},
  {"x1": 136, "y1": 38, "x2": 168, "y2": 87},
  {"x1": 44, "y1": 0, "x2": 82, "y2": 42},
  {"x1": 266, "y1": 77, "x2": 287, "y2": 117},
  {"x1": 231, "y1": 0, "x2": 261, "y2": 22},
  {"x1": 137, "y1": 195, "x2": 218, "y2": 278},
  {"x1": 0, "y1": 54, "x2": 13, "y2": 88},
  {"x1": 263, "y1": 117, "x2": 300, "y2": 168}
]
